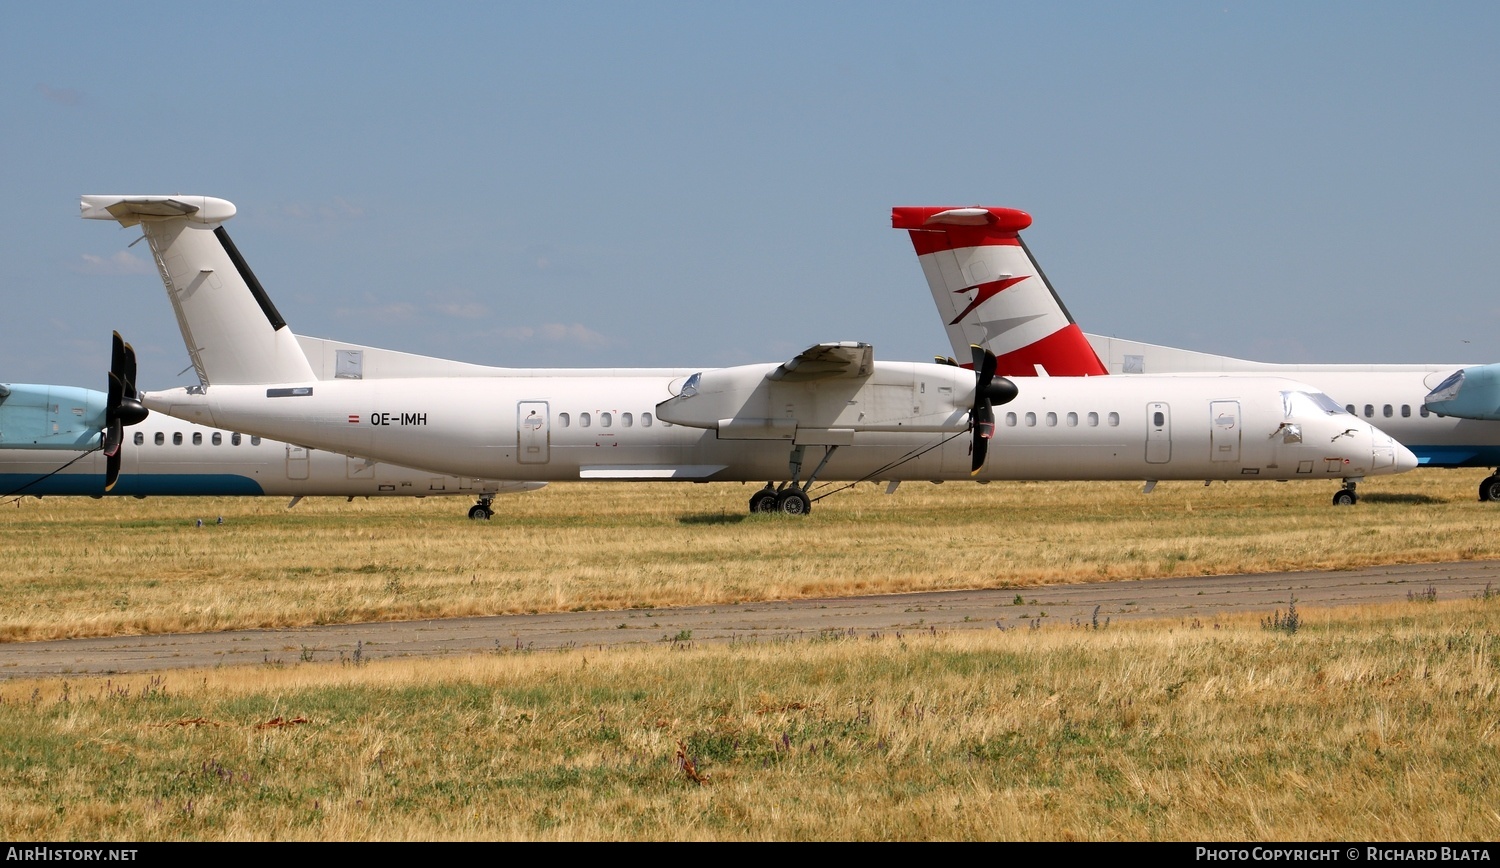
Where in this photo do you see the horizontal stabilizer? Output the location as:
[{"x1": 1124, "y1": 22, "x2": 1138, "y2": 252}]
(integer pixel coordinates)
[{"x1": 80, "y1": 195, "x2": 237, "y2": 227}]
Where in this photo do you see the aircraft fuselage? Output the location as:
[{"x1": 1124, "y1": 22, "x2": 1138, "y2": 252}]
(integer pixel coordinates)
[{"x1": 143, "y1": 370, "x2": 1406, "y2": 485}]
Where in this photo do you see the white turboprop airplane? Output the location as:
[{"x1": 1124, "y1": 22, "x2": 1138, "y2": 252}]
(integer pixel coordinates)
[
  {"x1": 0, "y1": 380, "x2": 543, "y2": 516},
  {"x1": 894, "y1": 204, "x2": 1492, "y2": 503},
  {"x1": 79, "y1": 194, "x2": 1414, "y2": 515}
]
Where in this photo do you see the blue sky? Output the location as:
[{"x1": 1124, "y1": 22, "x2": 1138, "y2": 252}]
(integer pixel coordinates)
[{"x1": 4, "y1": 2, "x2": 1499, "y2": 392}]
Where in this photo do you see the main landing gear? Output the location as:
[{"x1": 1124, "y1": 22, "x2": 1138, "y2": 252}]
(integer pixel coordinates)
[
  {"x1": 1479, "y1": 471, "x2": 1500, "y2": 502},
  {"x1": 749, "y1": 444, "x2": 838, "y2": 516},
  {"x1": 750, "y1": 484, "x2": 811, "y2": 515},
  {"x1": 1332, "y1": 480, "x2": 1359, "y2": 506},
  {"x1": 468, "y1": 495, "x2": 495, "y2": 520}
]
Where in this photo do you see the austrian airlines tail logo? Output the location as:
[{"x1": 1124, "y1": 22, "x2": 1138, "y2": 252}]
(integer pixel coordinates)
[
  {"x1": 891, "y1": 205, "x2": 1109, "y2": 377},
  {"x1": 951, "y1": 276, "x2": 1029, "y2": 325}
]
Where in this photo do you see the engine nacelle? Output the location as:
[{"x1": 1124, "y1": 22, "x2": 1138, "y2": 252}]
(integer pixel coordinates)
[
  {"x1": 1424, "y1": 364, "x2": 1500, "y2": 420},
  {"x1": 0, "y1": 384, "x2": 106, "y2": 449}
]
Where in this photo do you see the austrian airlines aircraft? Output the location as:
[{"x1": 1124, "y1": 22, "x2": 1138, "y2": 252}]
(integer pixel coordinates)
[
  {"x1": 0, "y1": 381, "x2": 542, "y2": 516},
  {"x1": 894, "y1": 205, "x2": 1497, "y2": 503},
  {"x1": 81, "y1": 195, "x2": 1413, "y2": 516}
]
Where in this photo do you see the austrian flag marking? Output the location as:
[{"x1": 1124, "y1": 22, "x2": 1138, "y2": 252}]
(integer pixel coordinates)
[{"x1": 347, "y1": 415, "x2": 360, "y2": 424}]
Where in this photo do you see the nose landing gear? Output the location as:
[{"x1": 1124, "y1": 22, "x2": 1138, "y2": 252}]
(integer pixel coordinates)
[{"x1": 468, "y1": 496, "x2": 495, "y2": 520}]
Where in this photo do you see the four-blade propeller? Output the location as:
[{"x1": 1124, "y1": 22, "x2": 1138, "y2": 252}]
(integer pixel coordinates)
[
  {"x1": 103, "y1": 331, "x2": 149, "y2": 491},
  {"x1": 937, "y1": 346, "x2": 1020, "y2": 475}
]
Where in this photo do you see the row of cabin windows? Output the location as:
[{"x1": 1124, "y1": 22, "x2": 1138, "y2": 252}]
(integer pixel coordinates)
[
  {"x1": 133, "y1": 431, "x2": 263, "y2": 447},
  {"x1": 1347, "y1": 404, "x2": 1430, "y2": 419},
  {"x1": 1004, "y1": 410, "x2": 1122, "y2": 428},
  {"x1": 555, "y1": 411, "x2": 667, "y2": 429}
]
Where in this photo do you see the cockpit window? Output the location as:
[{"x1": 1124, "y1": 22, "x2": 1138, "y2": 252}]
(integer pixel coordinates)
[
  {"x1": 1282, "y1": 390, "x2": 1346, "y2": 418},
  {"x1": 679, "y1": 372, "x2": 701, "y2": 398}
]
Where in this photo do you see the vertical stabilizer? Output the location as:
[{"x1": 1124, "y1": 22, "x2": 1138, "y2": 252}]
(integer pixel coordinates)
[
  {"x1": 81, "y1": 195, "x2": 316, "y2": 386},
  {"x1": 891, "y1": 206, "x2": 1106, "y2": 377}
]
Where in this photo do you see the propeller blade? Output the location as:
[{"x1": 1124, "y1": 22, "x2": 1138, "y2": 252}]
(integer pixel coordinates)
[
  {"x1": 971, "y1": 344, "x2": 996, "y2": 386},
  {"x1": 111, "y1": 329, "x2": 126, "y2": 372},
  {"x1": 122, "y1": 341, "x2": 137, "y2": 398},
  {"x1": 106, "y1": 368, "x2": 123, "y2": 421},
  {"x1": 103, "y1": 331, "x2": 149, "y2": 491},
  {"x1": 968, "y1": 345, "x2": 1002, "y2": 476}
]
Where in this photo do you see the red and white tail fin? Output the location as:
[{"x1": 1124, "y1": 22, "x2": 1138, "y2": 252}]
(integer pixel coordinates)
[{"x1": 891, "y1": 206, "x2": 1106, "y2": 377}]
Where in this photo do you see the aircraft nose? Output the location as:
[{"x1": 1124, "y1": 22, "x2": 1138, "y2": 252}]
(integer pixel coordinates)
[
  {"x1": 1393, "y1": 440, "x2": 1419, "y2": 474},
  {"x1": 1368, "y1": 426, "x2": 1418, "y2": 475}
]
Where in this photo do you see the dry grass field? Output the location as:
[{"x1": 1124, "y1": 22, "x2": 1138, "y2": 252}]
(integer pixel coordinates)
[
  {"x1": 1, "y1": 470, "x2": 1498, "y2": 840},
  {"x1": 2, "y1": 469, "x2": 1499, "y2": 642}
]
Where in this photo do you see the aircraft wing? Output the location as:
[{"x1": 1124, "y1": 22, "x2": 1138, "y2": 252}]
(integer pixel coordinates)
[{"x1": 767, "y1": 342, "x2": 873, "y2": 381}]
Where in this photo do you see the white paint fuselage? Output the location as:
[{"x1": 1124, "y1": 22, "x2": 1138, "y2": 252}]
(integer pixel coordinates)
[
  {"x1": 0, "y1": 411, "x2": 537, "y2": 500},
  {"x1": 1088, "y1": 336, "x2": 1500, "y2": 468},
  {"x1": 143, "y1": 369, "x2": 1413, "y2": 485}
]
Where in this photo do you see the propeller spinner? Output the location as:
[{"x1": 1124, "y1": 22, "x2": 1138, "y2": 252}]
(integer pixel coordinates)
[{"x1": 103, "y1": 331, "x2": 149, "y2": 491}]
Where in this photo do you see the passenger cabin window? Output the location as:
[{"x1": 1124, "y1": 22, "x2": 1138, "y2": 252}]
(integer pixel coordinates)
[
  {"x1": 558, "y1": 412, "x2": 570, "y2": 428},
  {"x1": 1364, "y1": 404, "x2": 1374, "y2": 418},
  {"x1": 212, "y1": 432, "x2": 222, "y2": 445},
  {"x1": 232, "y1": 432, "x2": 242, "y2": 446},
  {"x1": 133, "y1": 432, "x2": 143, "y2": 446},
  {"x1": 1108, "y1": 412, "x2": 1120, "y2": 426},
  {"x1": 1005, "y1": 412, "x2": 1018, "y2": 427},
  {"x1": 580, "y1": 412, "x2": 592, "y2": 428},
  {"x1": 622, "y1": 412, "x2": 633, "y2": 428},
  {"x1": 173, "y1": 432, "x2": 183, "y2": 446},
  {"x1": 154, "y1": 432, "x2": 164, "y2": 446},
  {"x1": 1420, "y1": 405, "x2": 1430, "y2": 417},
  {"x1": 642, "y1": 413, "x2": 653, "y2": 427},
  {"x1": 192, "y1": 432, "x2": 203, "y2": 445},
  {"x1": 601, "y1": 412, "x2": 612, "y2": 428},
  {"x1": 1383, "y1": 404, "x2": 1393, "y2": 418},
  {"x1": 1046, "y1": 412, "x2": 1058, "y2": 427},
  {"x1": 1066, "y1": 412, "x2": 1078, "y2": 427},
  {"x1": 1401, "y1": 405, "x2": 1411, "y2": 417},
  {"x1": 1088, "y1": 412, "x2": 1099, "y2": 427},
  {"x1": 251, "y1": 436, "x2": 261, "y2": 446},
  {"x1": 1024, "y1": 412, "x2": 1037, "y2": 427},
  {"x1": 1346, "y1": 404, "x2": 1356, "y2": 415}
]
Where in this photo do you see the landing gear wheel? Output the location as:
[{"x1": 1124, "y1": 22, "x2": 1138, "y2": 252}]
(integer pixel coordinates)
[
  {"x1": 1480, "y1": 475, "x2": 1500, "y2": 502},
  {"x1": 1332, "y1": 489, "x2": 1358, "y2": 506},
  {"x1": 468, "y1": 504, "x2": 493, "y2": 521},
  {"x1": 775, "y1": 489, "x2": 811, "y2": 515},
  {"x1": 749, "y1": 488, "x2": 779, "y2": 514}
]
